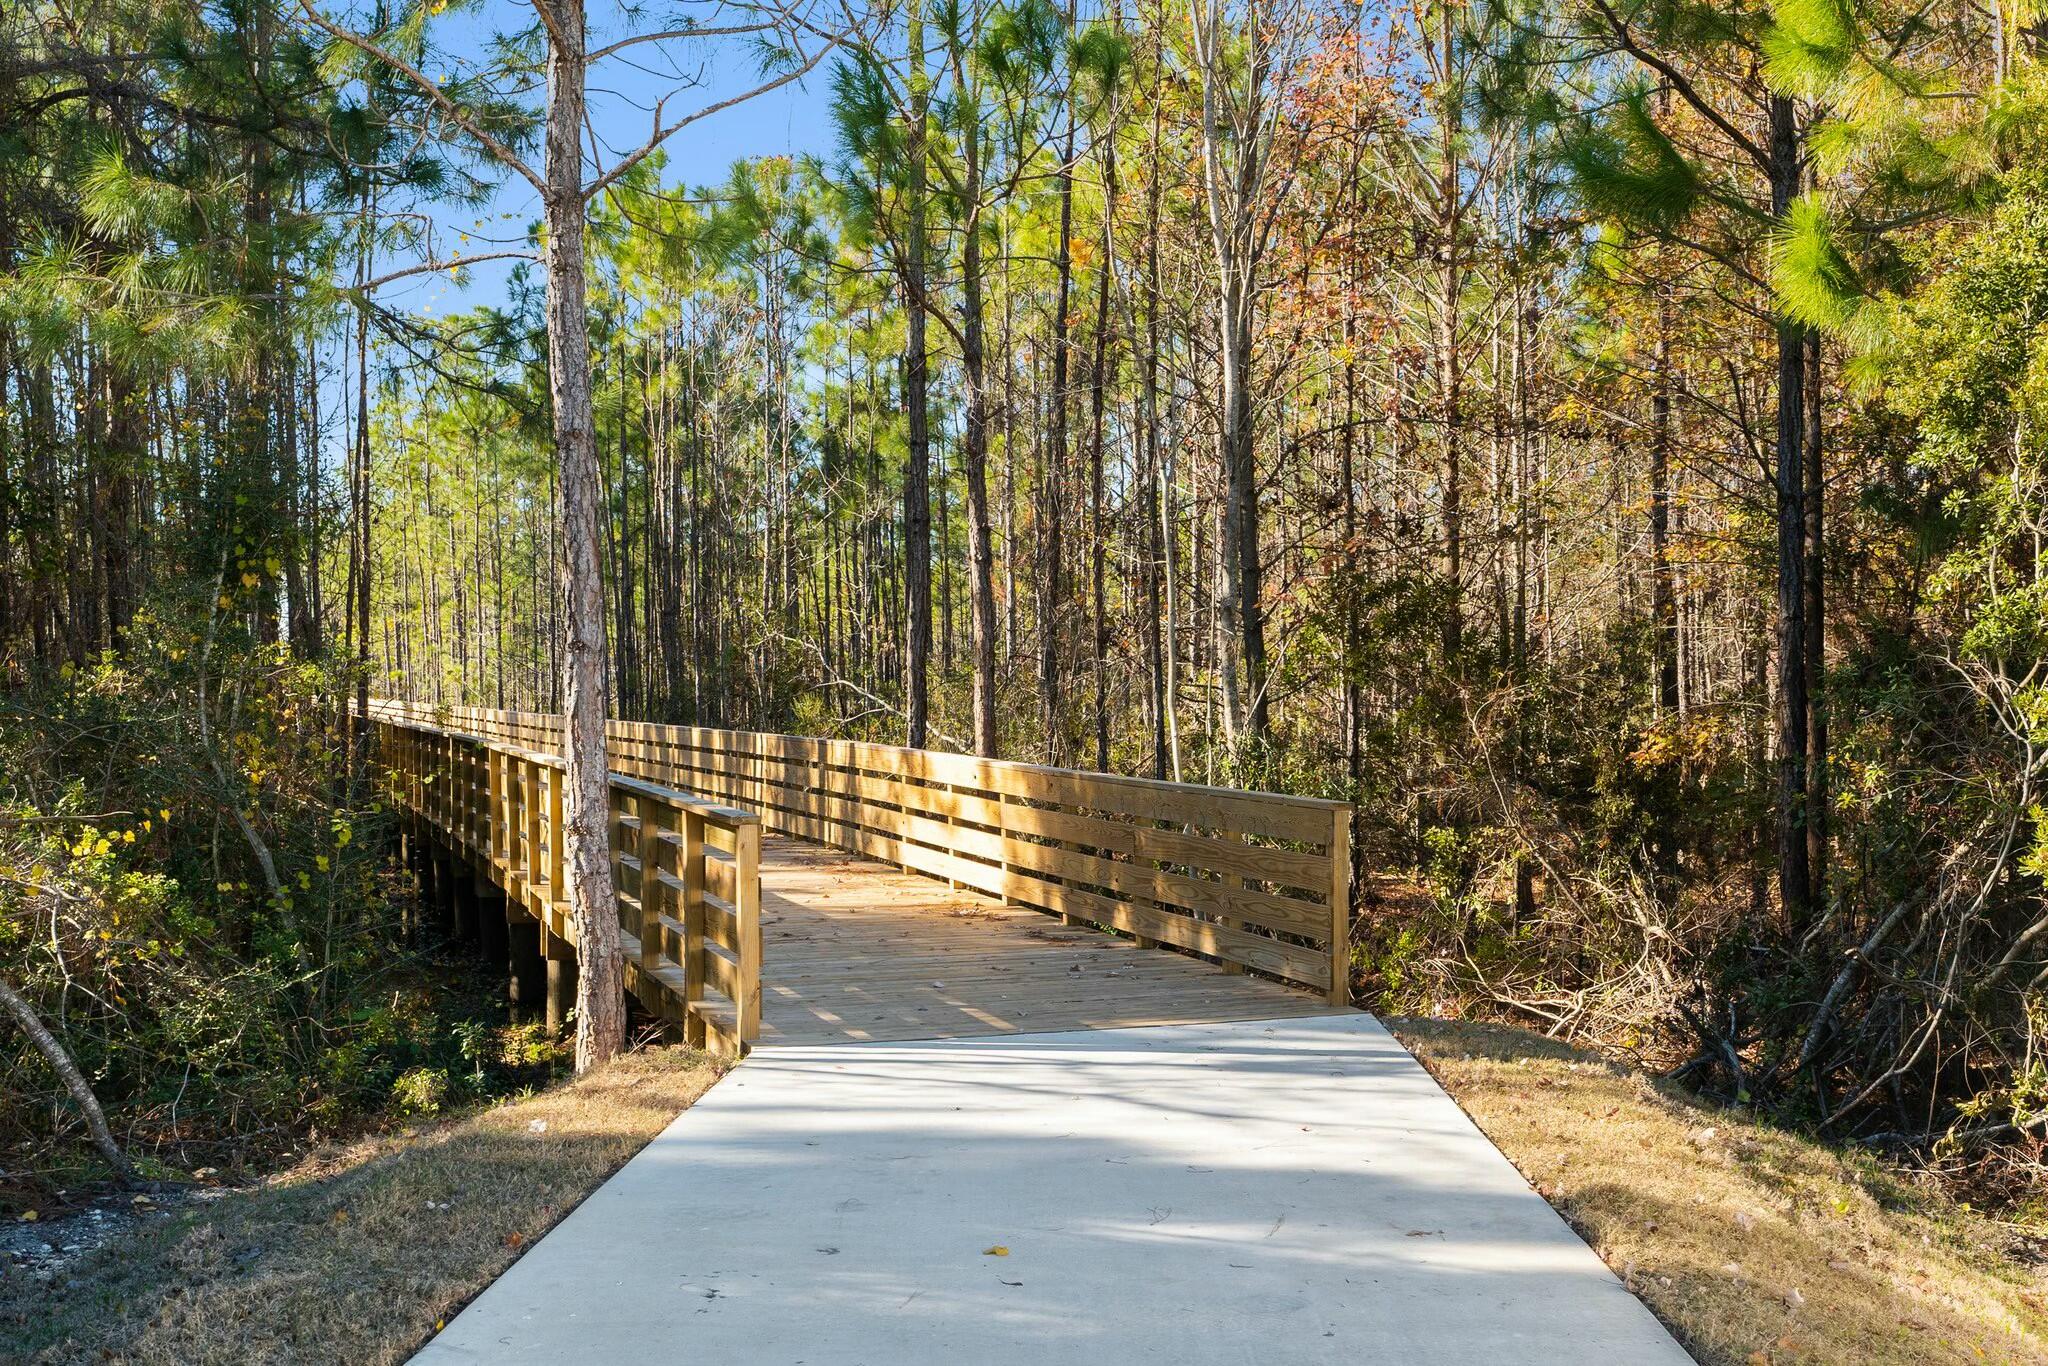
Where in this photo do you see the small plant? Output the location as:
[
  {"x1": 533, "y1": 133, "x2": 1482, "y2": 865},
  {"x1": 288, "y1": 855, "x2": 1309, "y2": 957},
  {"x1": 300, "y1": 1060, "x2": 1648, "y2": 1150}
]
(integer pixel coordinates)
[
  {"x1": 391, "y1": 1066, "x2": 452, "y2": 1115},
  {"x1": 452, "y1": 1019, "x2": 492, "y2": 1088}
]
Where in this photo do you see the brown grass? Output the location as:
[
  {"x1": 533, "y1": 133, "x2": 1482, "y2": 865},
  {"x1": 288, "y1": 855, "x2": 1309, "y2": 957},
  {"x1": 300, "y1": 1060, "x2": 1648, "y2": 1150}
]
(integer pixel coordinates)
[
  {"x1": 2, "y1": 1046, "x2": 721, "y2": 1365},
  {"x1": 1394, "y1": 1017, "x2": 2048, "y2": 1365}
]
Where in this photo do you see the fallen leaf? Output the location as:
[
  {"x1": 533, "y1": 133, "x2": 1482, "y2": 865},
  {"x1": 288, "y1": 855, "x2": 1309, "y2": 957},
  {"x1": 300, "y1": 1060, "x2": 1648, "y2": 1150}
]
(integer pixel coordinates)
[
  {"x1": 505, "y1": 1231, "x2": 525, "y2": 1250},
  {"x1": 18, "y1": 1209, "x2": 37, "y2": 1223},
  {"x1": 984, "y1": 1245, "x2": 1009, "y2": 1256}
]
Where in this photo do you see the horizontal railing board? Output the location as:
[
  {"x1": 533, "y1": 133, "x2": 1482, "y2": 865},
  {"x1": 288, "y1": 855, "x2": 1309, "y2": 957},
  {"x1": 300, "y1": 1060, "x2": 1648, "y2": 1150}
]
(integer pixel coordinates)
[
  {"x1": 374, "y1": 713, "x2": 763, "y2": 1054},
  {"x1": 370, "y1": 700, "x2": 1350, "y2": 997}
]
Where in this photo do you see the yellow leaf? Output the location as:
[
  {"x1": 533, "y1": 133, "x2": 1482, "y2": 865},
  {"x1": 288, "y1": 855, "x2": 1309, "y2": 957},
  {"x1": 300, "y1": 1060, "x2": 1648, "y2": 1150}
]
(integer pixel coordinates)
[
  {"x1": 19, "y1": 1210, "x2": 38, "y2": 1222},
  {"x1": 983, "y1": 1245, "x2": 1009, "y2": 1256},
  {"x1": 316, "y1": 855, "x2": 330, "y2": 872},
  {"x1": 240, "y1": 572, "x2": 260, "y2": 588}
]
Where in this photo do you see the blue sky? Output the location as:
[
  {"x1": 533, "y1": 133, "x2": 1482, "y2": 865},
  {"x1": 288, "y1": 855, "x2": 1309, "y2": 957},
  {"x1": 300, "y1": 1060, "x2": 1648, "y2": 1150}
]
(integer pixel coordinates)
[{"x1": 376, "y1": 4, "x2": 843, "y2": 318}]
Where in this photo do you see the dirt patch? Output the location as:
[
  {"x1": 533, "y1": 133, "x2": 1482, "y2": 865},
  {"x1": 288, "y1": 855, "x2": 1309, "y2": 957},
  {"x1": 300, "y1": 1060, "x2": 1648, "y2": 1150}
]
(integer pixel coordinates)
[
  {"x1": 1, "y1": 1046, "x2": 721, "y2": 1365},
  {"x1": 1394, "y1": 1016, "x2": 2048, "y2": 1365}
]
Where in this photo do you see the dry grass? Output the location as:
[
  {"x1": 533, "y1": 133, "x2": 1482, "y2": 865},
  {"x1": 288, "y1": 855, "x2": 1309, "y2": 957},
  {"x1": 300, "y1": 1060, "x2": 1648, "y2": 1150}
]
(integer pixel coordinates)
[
  {"x1": 2, "y1": 1046, "x2": 721, "y2": 1365},
  {"x1": 1394, "y1": 1017, "x2": 2048, "y2": 1365}
]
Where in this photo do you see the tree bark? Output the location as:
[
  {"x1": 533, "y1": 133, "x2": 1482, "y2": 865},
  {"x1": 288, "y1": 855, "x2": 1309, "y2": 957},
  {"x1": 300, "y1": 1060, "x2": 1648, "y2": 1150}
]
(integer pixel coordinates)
[
  {"x1": 1040, "y1": 55, "x2": 1077, "y2": 764},
  {"x1": 952, "y1": 36, "x2": 999, "y2": 758},
  {"x1": 1192, "y1": 0, "x2": 1272, "y2": 748},
  {"x1": 1769, "y1": 93, "x2": 1812, "y2": 929},
  {"x1": 542, "y1": 0, "x2": 625, "y2": 1071},
  {"x1": 1087, "y1": 116, "x2": 1116, "y2": 773},
  {"x1": 1803, "y1": 326, "x2": 1827, "y2": 912},
  {"x1": 902, "y1": 0, "x2": 933, "y2": 749},
  {"x1": 1650, "y1": 285, "x2": 1677, "y2": 714}
]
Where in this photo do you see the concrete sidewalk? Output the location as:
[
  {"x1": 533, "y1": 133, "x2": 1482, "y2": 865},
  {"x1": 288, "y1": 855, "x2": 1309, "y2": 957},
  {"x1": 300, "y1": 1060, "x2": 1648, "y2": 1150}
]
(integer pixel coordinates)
[{"x1": 415, "y1": 1015, "x2": 1689, "y2": 1364}]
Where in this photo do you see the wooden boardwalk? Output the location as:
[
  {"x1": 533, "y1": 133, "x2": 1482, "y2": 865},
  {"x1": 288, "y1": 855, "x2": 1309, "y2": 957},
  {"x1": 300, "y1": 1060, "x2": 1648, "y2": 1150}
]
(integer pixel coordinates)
[
  {"x1": 758, "y1": 839, "x2": 1344, "y2": 1045},
  {"x1": 373, "y1": 701, "x2": 1354, "y2": 1053}
]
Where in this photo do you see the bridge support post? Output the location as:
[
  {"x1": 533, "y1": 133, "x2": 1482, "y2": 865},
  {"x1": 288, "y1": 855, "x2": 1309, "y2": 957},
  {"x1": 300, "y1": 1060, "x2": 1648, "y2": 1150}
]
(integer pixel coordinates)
[
  {"x1": 543, "y1": 928, "x2": 577, "y2": 1036},
  {"x1": 418, "y1": 841, "x2": 448, "y2": 942},
  {"x1": 476, "y1": 884, "x2": 509, "y2": 974},
  {"x1": 433, "y1": 854, "x2": 463, "y2": 941},
  {"x1": 451, "y1": 871, "x2": 479, "y2": 944},
  {"x1": 435, "y1": 849, "x2": 465, "y2": 940},
  {"x1": 507, "y1": 911, "x2": 545, "y2": 1024}
]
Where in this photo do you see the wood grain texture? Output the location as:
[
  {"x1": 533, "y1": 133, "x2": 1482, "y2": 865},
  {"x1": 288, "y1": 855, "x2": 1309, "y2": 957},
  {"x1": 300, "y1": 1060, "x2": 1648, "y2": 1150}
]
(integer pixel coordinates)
[
  {"x1": 754, "y1": 840, "x2": 1344, "y2": 1043},
  {"x1": 369, "y1": 699, "x2": 1355, "y2": 994},
  {"x1": 376, "y1": 716, "x2": 763, "y2": 1057}
]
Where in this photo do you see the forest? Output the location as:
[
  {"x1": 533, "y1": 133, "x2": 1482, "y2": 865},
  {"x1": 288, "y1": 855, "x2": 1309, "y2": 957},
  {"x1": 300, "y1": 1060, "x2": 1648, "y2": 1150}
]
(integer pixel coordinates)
[{"x1": 3, "y1": 0, "x2": 2047, "y2": 1219}]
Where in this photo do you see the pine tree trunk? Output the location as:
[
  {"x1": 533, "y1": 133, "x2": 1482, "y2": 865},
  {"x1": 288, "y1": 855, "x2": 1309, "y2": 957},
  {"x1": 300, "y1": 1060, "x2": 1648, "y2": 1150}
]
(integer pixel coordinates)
[
  {"x1": 1087, "y1": 123, "x2": 1116, "y2": 774},
  {"x1": 1769, "y1": 93, "x2": 1812, "y2": 929},
  {"x1": 1041, "y1": 87, "x2": 1076, "y2": 763},
  {"x1": 542, "y1": 0, "x2": 624, "y2": 1071},
  {"x1": 1803, "y1": 327, "x2": 1827, "y2": 912},
  {"x1": 903, "y1": 0, "x2": 933, "y2": 749},
  {"x1": 1651, "y1": 287, "x2": 1677, "y2": 714},
  {"x1": 957, "y1": 70, "x2": 999, "y2": 758}
]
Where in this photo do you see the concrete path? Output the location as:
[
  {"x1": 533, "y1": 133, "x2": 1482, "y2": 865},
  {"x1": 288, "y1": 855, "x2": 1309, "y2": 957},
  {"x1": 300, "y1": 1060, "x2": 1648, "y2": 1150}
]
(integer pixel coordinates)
[{"x1": 416, "y1": 1015, "x2": 1689, "y2": 1364}]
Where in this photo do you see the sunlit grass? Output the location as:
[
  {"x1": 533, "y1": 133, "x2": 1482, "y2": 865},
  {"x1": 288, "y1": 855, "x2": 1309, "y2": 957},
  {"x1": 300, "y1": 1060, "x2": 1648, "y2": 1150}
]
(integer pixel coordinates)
[
  {"x1": 1397, "y1": 1018, "x2": 2048, "y2": 1365},
  {"x1": 2, "y1": 1047, "x2": 721, "y2": 1365}
]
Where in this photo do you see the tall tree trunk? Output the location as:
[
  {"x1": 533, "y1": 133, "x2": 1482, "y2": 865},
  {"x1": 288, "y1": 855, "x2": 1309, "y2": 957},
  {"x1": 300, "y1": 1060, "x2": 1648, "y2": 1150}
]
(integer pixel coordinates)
[
  {"x1": 1434, "y1": 1, "x2": 1464, "y2": 667},
  {"x1": 902, "y1": 0, "x2": 933, "y2": 748},
  {"x1": 1193, "y1": 0, "x2": 1271, "y2": 751},
  {"x1": 1769, "y1": 92, "x2": 1811, "y2": 929},
  {"x1": 1088, "y1": 118, "x2": 1116, "y2": 773},
  {"x1": 1803, "y1": 327, "x2": 1827, "y2": 912},
  {"x1": 542, "y1": 0, "x2": 624, "y2": 1071},
  {"x1": 1040, "y1": 73, "x2": 1077, "y2": 763},
  {"x1": 958, "y1": 110, "x2": 999, "y2": 757},
  {"x1": 1139, "y1": 76, "x2": 1171, "y2": 779},
  {"x1": 1651, "y1": 285, "x2": 1677, "y2": 713}
]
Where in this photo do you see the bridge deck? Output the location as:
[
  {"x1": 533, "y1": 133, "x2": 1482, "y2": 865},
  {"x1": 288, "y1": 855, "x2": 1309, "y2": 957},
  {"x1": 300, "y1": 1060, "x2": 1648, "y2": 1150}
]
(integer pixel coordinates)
[{"x1": 757, "y1": 838, "x2": 1346, "y2": 1045}]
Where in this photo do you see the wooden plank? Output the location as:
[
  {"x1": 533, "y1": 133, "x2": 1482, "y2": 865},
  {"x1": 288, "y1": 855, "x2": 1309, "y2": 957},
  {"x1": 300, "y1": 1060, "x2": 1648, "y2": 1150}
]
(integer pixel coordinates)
[{"x1": 373, "y1": 706, "x2": 1348, "y2": 1013}]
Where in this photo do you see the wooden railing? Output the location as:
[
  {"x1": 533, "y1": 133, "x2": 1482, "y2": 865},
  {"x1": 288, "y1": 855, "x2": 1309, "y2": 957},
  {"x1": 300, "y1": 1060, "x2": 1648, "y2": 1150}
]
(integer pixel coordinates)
[
  {"x1": 376, "y1": 712, "x2": 763, "y2": 1054},
  {"x1": 371, "y1": 700, "x2": 1352, "y2": 1001}
]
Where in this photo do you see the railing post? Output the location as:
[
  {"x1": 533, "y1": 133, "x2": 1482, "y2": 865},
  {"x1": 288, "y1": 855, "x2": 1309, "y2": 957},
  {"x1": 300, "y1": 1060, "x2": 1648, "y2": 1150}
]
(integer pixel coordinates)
[
  {"x1": 734, "y1": 819, "x2": 762, "y2": 1049},
  {"x1": 524, "y1": 757, "x2": 544, "y2": 902},
  {"x1": 609, "y1": 786, "x2": 630, "y2": 942},
  {"x1": 487, "y1": 746, "x2": 503, "y2": 870},
  {"x1": 681, "y1": 808, "x2": 706, "y2": 1049},
  {"x1": 1328, "y1": 806, "x2": 1353, "y2": 1006},
  {"x1": 642, "y1": 798, "x2": 667, "y2": 974},
  {"x1": 547, "y1": 763, "x2": 565, "y2": 904}
]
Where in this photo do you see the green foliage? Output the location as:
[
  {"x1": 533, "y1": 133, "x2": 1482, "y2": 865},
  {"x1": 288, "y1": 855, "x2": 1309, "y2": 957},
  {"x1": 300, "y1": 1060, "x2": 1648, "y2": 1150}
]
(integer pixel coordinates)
[
  {"x1": 391, "y1": 1066, "x2": 454, "y2": 1115},
  {"x1": 1558, "y1": 88, "x2": 1703, "y2": 234},
  {"x1": 1770, "y1": 194, "x2": 1868, "y2": 335}
]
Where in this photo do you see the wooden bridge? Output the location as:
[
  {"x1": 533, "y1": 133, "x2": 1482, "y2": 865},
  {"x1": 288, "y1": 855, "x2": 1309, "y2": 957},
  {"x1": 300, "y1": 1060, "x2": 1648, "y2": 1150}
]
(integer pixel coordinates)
[{"x1": 370, "y1": 700, "x2": 1355, "y2": 1055}]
